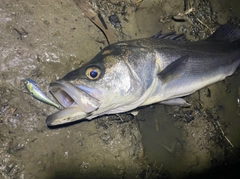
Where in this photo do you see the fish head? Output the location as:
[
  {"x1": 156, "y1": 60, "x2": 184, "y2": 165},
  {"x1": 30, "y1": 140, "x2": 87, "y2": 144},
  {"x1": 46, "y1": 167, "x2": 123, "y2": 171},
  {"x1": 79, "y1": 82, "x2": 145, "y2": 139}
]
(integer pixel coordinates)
[{"x1": 46, "y1": 44, "x2": 145, "y2": 126}]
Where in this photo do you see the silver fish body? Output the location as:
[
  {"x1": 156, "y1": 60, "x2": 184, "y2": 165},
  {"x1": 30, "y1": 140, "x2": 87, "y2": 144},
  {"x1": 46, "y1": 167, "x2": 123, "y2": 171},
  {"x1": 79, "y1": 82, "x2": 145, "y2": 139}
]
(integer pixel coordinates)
[{"x1": 46, "y1": 24, "x2": 240, "y2": 126}]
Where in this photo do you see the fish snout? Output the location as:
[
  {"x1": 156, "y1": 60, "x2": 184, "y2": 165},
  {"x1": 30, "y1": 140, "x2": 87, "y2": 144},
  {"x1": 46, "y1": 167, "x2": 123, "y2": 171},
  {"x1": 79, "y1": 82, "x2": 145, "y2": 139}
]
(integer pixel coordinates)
[{"x1": 46, "y1": 80, "x2": 103, "y2": 126}]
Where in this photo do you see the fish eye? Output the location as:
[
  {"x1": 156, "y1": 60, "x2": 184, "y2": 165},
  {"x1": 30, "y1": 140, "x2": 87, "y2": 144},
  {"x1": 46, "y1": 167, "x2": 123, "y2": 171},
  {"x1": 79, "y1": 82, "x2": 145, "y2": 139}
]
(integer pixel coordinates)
[{"x1": 85, "y1": 67, "x2": 101, "y2": 80}]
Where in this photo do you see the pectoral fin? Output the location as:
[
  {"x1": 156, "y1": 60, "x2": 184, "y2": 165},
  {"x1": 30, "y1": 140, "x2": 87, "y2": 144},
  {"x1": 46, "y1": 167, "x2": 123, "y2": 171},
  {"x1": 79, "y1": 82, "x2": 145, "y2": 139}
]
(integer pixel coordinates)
[{"x1": 158, "y1": 55, "x2": 189, "y2": 84}]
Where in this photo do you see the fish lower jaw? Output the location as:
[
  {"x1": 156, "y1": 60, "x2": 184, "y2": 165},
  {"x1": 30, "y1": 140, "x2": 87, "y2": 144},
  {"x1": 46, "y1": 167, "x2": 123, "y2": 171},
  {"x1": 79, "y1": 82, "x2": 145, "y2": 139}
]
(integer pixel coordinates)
[{"x1": 46, "y1": 106, "x2": 89, "y2": 126}]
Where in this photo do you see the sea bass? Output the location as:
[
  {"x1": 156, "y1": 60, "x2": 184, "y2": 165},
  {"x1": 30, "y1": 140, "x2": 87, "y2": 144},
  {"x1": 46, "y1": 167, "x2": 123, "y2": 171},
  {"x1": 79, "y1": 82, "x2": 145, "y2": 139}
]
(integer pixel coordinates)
[{"x1": 46, "y1": 24, "x2": 240, "y2": 126}]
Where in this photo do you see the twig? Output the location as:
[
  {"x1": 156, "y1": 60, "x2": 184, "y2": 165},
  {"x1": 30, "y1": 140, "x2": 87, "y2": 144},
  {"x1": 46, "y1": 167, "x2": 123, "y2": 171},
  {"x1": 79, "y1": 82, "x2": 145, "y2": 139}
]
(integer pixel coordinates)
[
  {"x1": 196, "y1": 17, "x2": 213, "y2": 33},
  {"x1": 13, "y1": 27, "x2": 28, "y2": 40},
  {"x1": 216, "y1": 120, "x2": 234, "y2": 148},
  {"x1": 74, "y1": 0, "x2": 118, "y2": 45},
  {"x1": 135, "y1": 0, "x2": 144, "y2": 6},
  {"x1": 155, "y1": 118, "x2": 159, "y2": 131}
]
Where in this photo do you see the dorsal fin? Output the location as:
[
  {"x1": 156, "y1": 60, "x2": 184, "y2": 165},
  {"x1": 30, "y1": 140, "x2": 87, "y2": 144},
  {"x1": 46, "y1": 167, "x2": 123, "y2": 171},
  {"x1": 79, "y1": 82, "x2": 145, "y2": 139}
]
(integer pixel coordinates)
[
  {"x1": 206, "y1": 23, "x2": 240, "y2": 42},
  {"x1": 152, "y1": 31, "x2": 188, "y2": 41}
]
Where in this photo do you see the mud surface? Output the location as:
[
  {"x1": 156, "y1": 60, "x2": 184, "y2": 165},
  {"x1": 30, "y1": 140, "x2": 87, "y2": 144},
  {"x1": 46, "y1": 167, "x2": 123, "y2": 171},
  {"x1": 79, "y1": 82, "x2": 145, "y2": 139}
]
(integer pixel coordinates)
[{"x1": 0, "y1": 0, "x2": 240, "y2": 178}]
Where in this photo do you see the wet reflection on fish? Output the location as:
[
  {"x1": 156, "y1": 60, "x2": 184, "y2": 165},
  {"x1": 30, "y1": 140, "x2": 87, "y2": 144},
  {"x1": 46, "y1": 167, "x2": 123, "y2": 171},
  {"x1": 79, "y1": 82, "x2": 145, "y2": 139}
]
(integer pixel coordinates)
[
  {"x1": 46, "y1": 23, "x2": 240, "y2": 126},
  {"x1": 25, "y1": 79, "x2": 60, "y2": 109}
]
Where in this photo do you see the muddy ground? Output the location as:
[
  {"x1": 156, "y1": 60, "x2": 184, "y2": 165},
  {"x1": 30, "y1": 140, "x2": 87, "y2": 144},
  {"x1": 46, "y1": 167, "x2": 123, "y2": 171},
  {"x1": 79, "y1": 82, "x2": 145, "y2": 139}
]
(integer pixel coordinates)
[{"x1": 0, "y1": 0, "x2": 240, "y2": 178}]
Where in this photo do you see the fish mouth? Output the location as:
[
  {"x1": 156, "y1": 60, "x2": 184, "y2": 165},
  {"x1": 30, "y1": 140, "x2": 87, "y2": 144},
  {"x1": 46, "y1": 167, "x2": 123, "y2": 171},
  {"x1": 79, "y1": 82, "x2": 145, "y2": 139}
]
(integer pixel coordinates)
[{"x1": 46, "y1": 80, "x2": 102, "y2": 126}]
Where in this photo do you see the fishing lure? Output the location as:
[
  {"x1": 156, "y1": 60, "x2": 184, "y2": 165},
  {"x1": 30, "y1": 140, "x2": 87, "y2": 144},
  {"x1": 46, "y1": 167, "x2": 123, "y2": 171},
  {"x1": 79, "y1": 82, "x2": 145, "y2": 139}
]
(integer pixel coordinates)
[{"x1": 24, "y1": 79, "x2": 60, "y2": 109}]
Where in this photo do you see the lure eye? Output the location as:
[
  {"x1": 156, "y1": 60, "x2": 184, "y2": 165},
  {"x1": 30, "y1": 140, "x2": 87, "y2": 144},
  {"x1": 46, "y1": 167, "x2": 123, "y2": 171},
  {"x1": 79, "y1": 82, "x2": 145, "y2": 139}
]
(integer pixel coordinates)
[{"x1": 85, "y1": 67, "x2": 101, "y2": 80}]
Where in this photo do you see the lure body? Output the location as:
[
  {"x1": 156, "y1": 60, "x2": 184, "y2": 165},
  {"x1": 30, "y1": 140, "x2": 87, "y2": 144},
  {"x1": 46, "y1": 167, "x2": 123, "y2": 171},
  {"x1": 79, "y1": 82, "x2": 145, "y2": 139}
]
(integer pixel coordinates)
[{"x1": 25, "y1": 79, "x2": 60, "y2": 109}]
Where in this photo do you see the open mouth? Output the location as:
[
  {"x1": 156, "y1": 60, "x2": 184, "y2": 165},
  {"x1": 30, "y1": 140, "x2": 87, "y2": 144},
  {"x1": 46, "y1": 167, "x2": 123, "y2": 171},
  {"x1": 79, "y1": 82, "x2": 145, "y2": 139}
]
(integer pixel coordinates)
[{"x1": 46, "y1": 80, "x2": 101, "y2": 126}]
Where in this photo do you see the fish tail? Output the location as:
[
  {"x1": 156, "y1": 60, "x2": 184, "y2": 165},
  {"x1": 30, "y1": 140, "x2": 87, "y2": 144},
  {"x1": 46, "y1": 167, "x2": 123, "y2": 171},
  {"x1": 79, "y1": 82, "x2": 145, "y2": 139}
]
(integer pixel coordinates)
[{"x1": 207, "y1": 23, "x2": 240, "y2": 43}]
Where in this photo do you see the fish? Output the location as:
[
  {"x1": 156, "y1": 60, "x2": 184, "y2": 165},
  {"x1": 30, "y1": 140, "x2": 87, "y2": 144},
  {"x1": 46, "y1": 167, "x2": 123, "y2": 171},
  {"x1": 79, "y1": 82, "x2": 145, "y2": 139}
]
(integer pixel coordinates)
[
  {"x1": 46, "y1": 23, "x2": 240, "y2": 126},
  {"x1": 24, "y1": 79, "x2": 60, "y2": 109}
]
